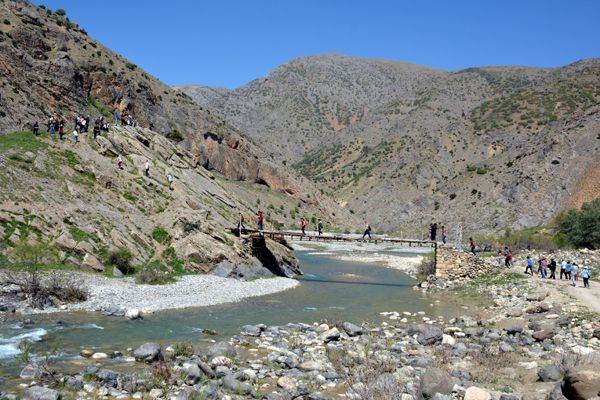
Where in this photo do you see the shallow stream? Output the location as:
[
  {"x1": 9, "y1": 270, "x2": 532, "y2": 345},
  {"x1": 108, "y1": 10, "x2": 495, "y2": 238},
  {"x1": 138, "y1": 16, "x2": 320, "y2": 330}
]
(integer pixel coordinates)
[{"x1": 0, "y1": 249, "x2": 473, "y2": 385}]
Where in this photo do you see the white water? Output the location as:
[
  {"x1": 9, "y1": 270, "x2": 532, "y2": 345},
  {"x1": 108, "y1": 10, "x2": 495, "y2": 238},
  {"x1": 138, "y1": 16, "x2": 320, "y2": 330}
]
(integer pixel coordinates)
[{"x1": 0, "y1": 328, "x2": 47, "y2": 359}]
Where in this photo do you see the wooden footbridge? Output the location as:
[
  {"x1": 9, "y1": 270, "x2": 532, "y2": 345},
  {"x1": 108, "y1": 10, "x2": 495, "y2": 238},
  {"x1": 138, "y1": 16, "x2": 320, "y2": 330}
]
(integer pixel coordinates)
[{"x1": 230, "y1": 228, "x2": 437, "y2": 250}]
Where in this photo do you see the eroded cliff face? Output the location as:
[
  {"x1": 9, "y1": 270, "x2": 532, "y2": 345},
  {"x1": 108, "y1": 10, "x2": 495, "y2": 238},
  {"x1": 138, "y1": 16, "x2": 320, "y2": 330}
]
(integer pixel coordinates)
[{"x1": 0, "y1": 127, "x2": 302, "y2": 278}]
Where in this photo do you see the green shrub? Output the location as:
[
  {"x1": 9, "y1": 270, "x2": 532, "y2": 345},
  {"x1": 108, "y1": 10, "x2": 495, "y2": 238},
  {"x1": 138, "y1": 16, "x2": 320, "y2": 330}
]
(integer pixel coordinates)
[
  {"x1": 3, "y1": 19, "x2": 10, "y2": 25},
  {"x1": 166, "y1": 130, "x2": 184, "y2": 142},
  {"x1": 557, "y1": 198, "x2": 600, "y2": 249},
  {"x1": 55, "y1": 9, "x2": 66, "y2": 16},
  {"x1": 135, "y1": 261, "x2": 174, "y2": 284},
  {"x1": 172, "y1": 341, "x2": 194, "y2": 357},
  {"x1": 108, "y1": 248, "x2": 134, "y2": 274},
  {"x1": 125, "y1": 62, "x2": 137, "y2": 70},
  {"x1": 151, "y1": 226, "x2": 171, "y2": 244}
]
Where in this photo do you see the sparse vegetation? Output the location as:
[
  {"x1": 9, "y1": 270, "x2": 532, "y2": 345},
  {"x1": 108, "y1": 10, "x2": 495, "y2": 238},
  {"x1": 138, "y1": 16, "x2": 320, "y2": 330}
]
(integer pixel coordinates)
[
  {"x1": 151, "y1": 226, "x2": 171, "y2": 244},
  {"x1": 416, "y1": 252, "x2": 435, "y2": 281},
  {"x1": 166, "y1": 130, "x2": 184, "y2": 142},
  {"x1": 107, "y1": 248, "x2": 134, "y2": 275}
]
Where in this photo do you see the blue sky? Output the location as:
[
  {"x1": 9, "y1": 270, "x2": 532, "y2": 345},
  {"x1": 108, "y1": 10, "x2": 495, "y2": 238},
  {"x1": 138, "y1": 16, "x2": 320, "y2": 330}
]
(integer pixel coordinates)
[{"x1": 34, "y1": 0, "x2": 600, "y2": 88}]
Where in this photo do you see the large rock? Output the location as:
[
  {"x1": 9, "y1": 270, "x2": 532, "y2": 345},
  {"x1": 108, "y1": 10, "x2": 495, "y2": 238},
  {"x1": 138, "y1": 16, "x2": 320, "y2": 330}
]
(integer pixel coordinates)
[
  {"x1": 251, "y1": 236, "x2": 302, "y2": 277},
  {"x1": 133, "y1": 343, "x2": 161, "y2": 362},
  {"x1": 421, "y1": 368, "x2": 455, "y2": 398},
  {"x1": 222, "y1": 374, "x2": 252, "y2": 395},
  {"x1": 342, "y1": 322, "x2": 363, "y2": 336},
  {"x1": 23, "y1": 387, "x2": 59, "y2": 400},
  {"x1": 20, "y1": 364, "x2": 43, "y2": 380},
  {"x1": 54, "y1": 233, "x2": 76, "y2": 252},
  {"x1": 532, "y1": 330, "x2": 555, "y2": 342},
  {"x1": 206, "y1": 341, "x2": 237, "y2": 359},
  {"x1": 562, "y1": 368, "x2": 600, "y2": 400},
  {"x1": 417, "y1": 327, "x2": 443, "y2": 345},
  {"x1": 538, "y1": 365, "x2": 562, "y2": 382},
  {"x1": 82, "y1": 253, "x2": 104, "y2": 272},
  {"x1": 464, "y1": 387, "x2": 491, "y2": 400},
  {"x1": 320, "y1": 327, "x2": 340, "y2": 343},
  {"x1": 240, "y1": 325, "x2": 261, "y2": 337}
]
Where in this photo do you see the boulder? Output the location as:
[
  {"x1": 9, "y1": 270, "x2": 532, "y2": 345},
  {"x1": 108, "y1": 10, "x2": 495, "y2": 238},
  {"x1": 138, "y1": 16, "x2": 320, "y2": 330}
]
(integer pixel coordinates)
[
  {"x1": 562, "y1": 368, "x2": 600, "y2": 400},
  {"x1": 421, "y1": 368, "x2": 455, "y2": 398},
  {"x1": 133, "y1": 343, "x2": 161, "y2": 362},
  {"x1": 125, "y1": 308, "x2": 141, "y2": 320},
  {"x1": 320, "y1": 327, "x2": 340, "y2": 343},
  {"x1": 82, "y1": 253, "x2": 104, "y2": 272},
  {"x1": 222, "y1": 374, "x2": 252, "y2": 395},
  {"x1": 205, "y1": 341, "x2": 237, "y2": 359},
  {"x1": 464, "y1": 386, "x2": 491, "y2": 400},
  {"x1": 538, "y1": 365, "x2": 562, "y2": 382},
  {"x1": 417, "y1": 327, "x2": 443, "y2": 345},
  {"x1": 526, "y1": 292, "x2": 548, "y2": 301},
  {"x1": 342, "y1": 322, "x2": 363, "y2": 336},
  {"x1": 20, "y1": 364, "x2": 43, "y2": 380},
  {"x1": 532, "y1": 330, "x2": 555, "y2": 342},
  {"x1": 182, "y1": 362, "x2": 202, "y2": 385},
  {"x1": 23, "y1": 387, "x2": 59, "y2": 400},
  {"x1": 277, "y1": 376, "x2": 298, "y2": 392},
  {"x1": 54, "y1": 233, "x2": 76, "y2": 252},
  {"x1": 240, "y1": 325, "x2": 261, "y2": 337}
]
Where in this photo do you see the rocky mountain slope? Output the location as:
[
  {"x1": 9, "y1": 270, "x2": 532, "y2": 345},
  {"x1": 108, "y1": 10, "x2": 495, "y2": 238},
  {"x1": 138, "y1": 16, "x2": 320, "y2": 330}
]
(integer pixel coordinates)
[
  {"x1": 0, "y1": 1, "x2": 357, "y2": 277},
  {"x1": 182, "y1": 55, "x2": 600, "y2": 235}
]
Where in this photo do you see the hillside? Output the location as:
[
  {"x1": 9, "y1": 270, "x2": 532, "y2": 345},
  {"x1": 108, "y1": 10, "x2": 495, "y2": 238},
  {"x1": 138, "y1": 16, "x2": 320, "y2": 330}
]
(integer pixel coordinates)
[
  {"x1": 0, "y1": 1, "x2": 357, "y2": 277},
  {"x1": 181, "y1": 55, "x2": 600, "y2": 234}
]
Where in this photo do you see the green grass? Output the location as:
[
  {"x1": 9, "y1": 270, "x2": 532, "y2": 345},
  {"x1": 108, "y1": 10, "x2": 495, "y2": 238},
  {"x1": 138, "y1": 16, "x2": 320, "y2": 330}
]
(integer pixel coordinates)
[
  {"x1": 0, "y1": 131, "x2": 47, "y2": 152},
  {"x1": 151, "y1": 226, "x2": 171, "y2": 244},
  {"x1": 68, "y1": 226, "x2": 97, "y2": 243},
  {"x1": 122, "y1": 191, "x2": 138, "y2": 202},
  {"x1": 470, "y1": 271, "x2": 526, "y2": 286}
]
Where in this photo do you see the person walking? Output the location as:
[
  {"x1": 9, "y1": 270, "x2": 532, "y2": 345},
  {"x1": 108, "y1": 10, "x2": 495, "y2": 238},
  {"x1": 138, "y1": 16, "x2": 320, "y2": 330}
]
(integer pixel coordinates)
[
  {"x1": 317, "y1": 219, "x2": 323, "y2": 236},
  {"x1": 571, "y1": 262, "x2": 579, "y2": 287},
  {"x1": 166, "y1": 173, "x2": 174, "y2": 190},
  {"x1": 300, "y1": 217, "x2": 308, "y2": 235},
  {"x1": 441, "y1": 225, "x2": 448, "y2": 244},
  {"x1": 362, "y1": 224, "x2": 372, "y2": 240},
  {"x1": 73, "y1": 129, "x2": 79, "y2": 144},
  {"x1": 525, "y1": 255, "x2": 534, "y2": 275},
  {"x1": 565, "y1": 261, "x2": 572, "y2": 280},
  {"x1": 430, "y1": 223, "x2": 437, "y2": 241},
  {"x1": 503, "y1": 246, "x2": 511, "y2": 268},
  {"x1": 581, "y1": 265, "x2": 590, "y2": 288},
  {"x1": 116, "y1": 155, "x2": 124, "y2": 170},
  {"x1": 540, "y1": 256, "x2": 548, "y2": 279},
  {"x1": 549, "y1": 258, "x2": 557, "y2": 279},
  {"x1": 32, "y1": 121, "x2": 39, "y2": 136},
  {"x1": 257, "y1": 210, "x2": 264, "y2": 231},
  {"x1": 560, "y1": 259, "x2": 567, "y2": 280},
  {"x1": 469, "y1": 237, "x2": 476, "y2": 255},
  {"x1": 144, "y1": 160, "x2": 150, "y2": 177}
]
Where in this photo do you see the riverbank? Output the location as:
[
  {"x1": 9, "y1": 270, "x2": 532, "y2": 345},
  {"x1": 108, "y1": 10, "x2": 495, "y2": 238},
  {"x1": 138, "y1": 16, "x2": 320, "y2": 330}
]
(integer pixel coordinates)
[
  {"x1": 1, "y1": 271, "x2": 299, "y2": 316},
  {"x1": 3, "y1": 266, "x2": 599, "y2": 400}
]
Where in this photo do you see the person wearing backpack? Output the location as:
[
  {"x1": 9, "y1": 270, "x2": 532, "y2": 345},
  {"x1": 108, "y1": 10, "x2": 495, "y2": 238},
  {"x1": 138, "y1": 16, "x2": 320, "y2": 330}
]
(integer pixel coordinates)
[
  {"x1": 571, "y1": 262, "x2": 579, "y2": 287},
  {"x1": 581, "y1": 265, "x2": 590, "y2": 288}
]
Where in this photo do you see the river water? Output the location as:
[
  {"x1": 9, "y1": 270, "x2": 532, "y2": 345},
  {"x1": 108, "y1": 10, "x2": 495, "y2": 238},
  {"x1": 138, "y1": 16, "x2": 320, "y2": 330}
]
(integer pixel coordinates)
[{"x1": 0, "y1": 248, "x2": 468, "y2": 383}]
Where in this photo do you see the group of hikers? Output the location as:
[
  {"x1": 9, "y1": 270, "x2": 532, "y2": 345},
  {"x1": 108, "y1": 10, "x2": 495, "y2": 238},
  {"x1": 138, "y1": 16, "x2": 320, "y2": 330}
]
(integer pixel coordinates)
[
  {"x1": 114, "y1": 112, "x2": 139, "y2": 128},
  {"x1": 523, "y1": 255, "x2": 592, "y2": 288}
]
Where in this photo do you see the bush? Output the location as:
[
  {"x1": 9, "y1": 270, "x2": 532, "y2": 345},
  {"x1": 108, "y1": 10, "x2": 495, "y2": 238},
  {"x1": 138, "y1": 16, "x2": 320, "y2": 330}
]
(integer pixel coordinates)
[
  {"x1": 172, "y1": 342, "x2": 194, "y2": 357},
  {"x1": 151, "y1": 226, "x2": 171, "y2": 244},
  {"x1": 108, "y1": 248, "x2": 134, "y2": 274},
  {"x1": 125, "y1": 62, "x2": 137, "y2": 70},
  {"x1": 135, "y1": 262, "x2": 174, "y2": 285},
  {"x1": 557, "y1": 198, "x2": 600, "y2": 249},
  {"x1": 55, "y1": 9, "x2": 66, "y2": 16},
  {"x1": 416, "y1": 252, "x2": 435, "y2": 281},
  {"x1": 3, "y1": 19, "x2": 10, "y2": 25},
  {"x1": 166, "y1": 130, "x2": 184, "y2": 142}
]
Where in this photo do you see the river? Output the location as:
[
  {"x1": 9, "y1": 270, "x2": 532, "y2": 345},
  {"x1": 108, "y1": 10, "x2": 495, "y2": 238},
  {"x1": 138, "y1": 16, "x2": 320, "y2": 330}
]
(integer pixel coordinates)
[{"x1": 0, "y1": 248, "x2": 469, "y2": 385}]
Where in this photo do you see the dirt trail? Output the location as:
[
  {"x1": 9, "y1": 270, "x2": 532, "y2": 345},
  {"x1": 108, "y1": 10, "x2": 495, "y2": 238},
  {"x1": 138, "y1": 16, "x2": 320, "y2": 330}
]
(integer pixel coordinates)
[{"x1": 538, "y1": 276, "x2": 600, "y2": 313}]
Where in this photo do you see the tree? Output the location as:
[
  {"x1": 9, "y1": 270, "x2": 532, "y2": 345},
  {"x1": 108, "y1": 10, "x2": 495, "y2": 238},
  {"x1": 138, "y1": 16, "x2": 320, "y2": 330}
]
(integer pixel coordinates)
[{"x1": 558, "y1": 198, "x2": 600, "y2": 249}]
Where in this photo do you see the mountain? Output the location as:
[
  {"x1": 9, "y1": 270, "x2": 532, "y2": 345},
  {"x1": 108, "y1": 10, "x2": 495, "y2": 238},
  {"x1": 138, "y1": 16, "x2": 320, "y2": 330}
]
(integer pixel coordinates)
[
  {"x1": 0, "y1": 1, "x2": 356, "y2": 277},
  {"x1": 181, "y1": 55, "x2": 600, "y2": 234}
]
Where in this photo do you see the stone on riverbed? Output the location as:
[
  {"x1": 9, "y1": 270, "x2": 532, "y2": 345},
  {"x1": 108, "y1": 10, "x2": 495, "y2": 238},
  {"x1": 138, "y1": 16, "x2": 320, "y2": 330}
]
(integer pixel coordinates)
[
  {"x1": 125, "y1": 308, "x2": 141, "y2": 320},
  {"x1": 342, "y1": 322, "x2": 363, "y2": 336},
  {"x1": 23, "y1": 387, "x2": 59, "y2": 400},
  {"x1": 464, "y1": 386, "x2": 491, "y2": 400},
  {"x1": 417, "y1": 327, "x2": 443, "y2": 345},
  {"x1": 133, "y1": 343, "x2": 161, "y2": 362},
  {"x1": 240, "y1": 325, "x2": 261, "y2": 336},
  {"x1": 320, "y1": 327, "x2": 340, "y2": 342},
  {"x1": 222, "y1": 374, "x2": 252, "y2": 395}
]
